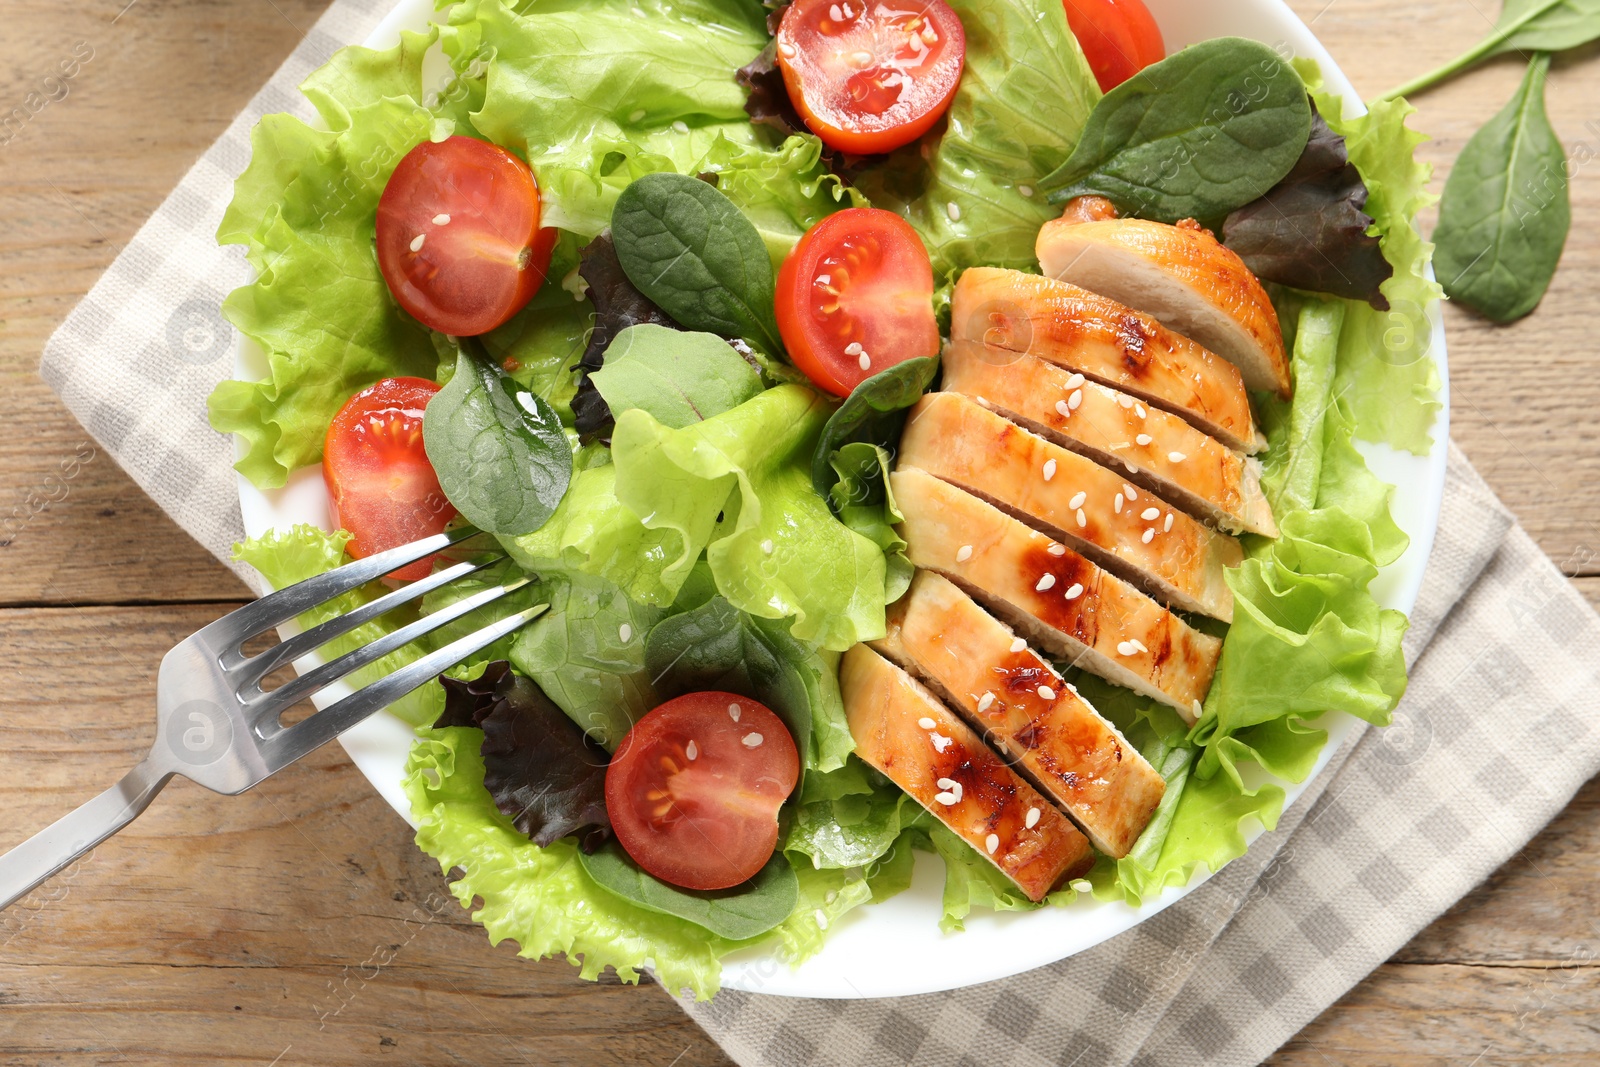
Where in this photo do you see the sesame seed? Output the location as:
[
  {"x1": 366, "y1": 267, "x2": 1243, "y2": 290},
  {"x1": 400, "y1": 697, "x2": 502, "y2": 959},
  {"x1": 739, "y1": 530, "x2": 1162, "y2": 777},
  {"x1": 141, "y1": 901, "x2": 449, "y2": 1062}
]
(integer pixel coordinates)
[
  {"x1": 985, "y1": 833, "x2": 1000, "y2": 855},
  {"x1": 1118, "y1": 395, "x2": 1134, "y2": 409},
  {"x1": 977, "y1": 692, "x2": 995, "y2": 712},
  {"x1": 1047, "y1": 544, "x2": 1067, "y2": 556},
  {"x1": 1056, "y1": 400, "x2": 1072, "y2": 418},
  {"x1": 1025, "y1": 807, "x2": 1041, "y2": 829},
  {"x1": 1136, "y1": 434, "x2": 1153, "y2": 446},
  {"x1": 859, "y1": 353, "x2": 872, "y2": 370},
  {"x1": 1123, "y1": 485, "x2": 1138, "y2": 501},
  {"x1": 1164, "y1": 513, "x2": 1174, "y2": 532},
  {"x1": 761, "y1": 538, "x2": 775, "y2": 554},
  {"x1": 956, "y1": 545, "x2": 974, "y2": 563},
  {"x1": 1131, "y1": 639, "x2": 1148, "y2": 653},
  {"x1": 1142, "y1": 528, "x2": 1156, "y2": 544},
  {"x1": 1169, "y1": 451, "x2": 1187, "y2": 463},
  {"x1": 1037, "y1": 574, "x2": 1056, "y2": 592},
  {"x1": 1135, "y1": 403, "x2": 1147, "y2": 418},
  {"x1": 619, "y1": 623, "x2": 633, "y2": 642},
  {"x1": 1064, "y1": 582, "x2": 1084, "y2": 600},
  {"x1": 1076, "y1": 508, "x2": 1087, "y2": 528},
  {"x1": 1043, "y1": 459, "x2": 1057, "y2": 481},
  {"x1": 1069, "y1": 491, "x2": 1087, "y2": 510},
  {"x1": 628, "y1": 108, "x2": 647, "y2": 122},
  {"x1": 977, "y1": 395, "x2": 989, "y2": 405},
  {"x1": 1068, "y1": 390, "x2": 1083, "y2": 410},
  {"x1": 1116, "y1": 640, "x2": 1138, "y2": 657},
  {"x1": 1018, "y1": 184, "x2": 1034, "y2": 198},
  {"x1": 728, "y1": 703, "x2": 742, "y2": 721},
  {"x1": 1142, "y1": 508, "x2": 1160, "y2": 521},
  {"x1": 409, "y1": 233, "x2": 426, "y2": 252},
  {"x1": 946, "y1": 201, "x2": 961, "y2": 221},
  {"x1": 1065, "y1": 372, "x2": 1086, "y2": 390},
  {"x1": 815, "y1": 909, "x2": 829, "y2": 929},
  {"x1": 1113, "y1": 495, "x2": 1124, "y2": 514},
  {"x1": 844, "y1": 342, "x2": 863, "y2": 355},
  {"x1": 1010, "y1": 637, "x2": 1027, "y2": 653},
  {"x1": 937, "y1": 777, "x2": 959, "y2": 792},
  {"x1": 918, "y1": 716, "x2": 937, "y2": 730},
  {"x1": 686, "y1": 740, "x2": 698, "y2": 761},
  {"x1": 1125, "y1": 462, "x2": 1137, "y2": 473},
  {"x1": 432, "y1": 213, "x2": 451, "y2": 225},
  {"x1": 931, "y1": 733, "x2": 953, "y2": 753},
  {"x1": 1037, "y1": 685, "x2": 1056, "y2": 700},
  {"x1": 778, "y1": 42, "x2": 796, "y2": 57},
  {"x1": 742, "y1": 732, "x2": 764, "y2": 748},
  {"x1": 935, "y1": 791, "x2": 959, "y2": 806},
  {"x1": 829, "y1": 4, "x2": 842, "y2": 18}
]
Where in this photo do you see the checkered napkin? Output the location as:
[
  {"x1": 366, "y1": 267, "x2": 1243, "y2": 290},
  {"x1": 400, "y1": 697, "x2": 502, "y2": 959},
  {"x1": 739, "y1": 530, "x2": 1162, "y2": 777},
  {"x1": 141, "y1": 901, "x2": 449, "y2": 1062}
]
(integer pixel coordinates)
[{"x1": 35, "y1": 2, "x2": 1600, "y2": 1063}]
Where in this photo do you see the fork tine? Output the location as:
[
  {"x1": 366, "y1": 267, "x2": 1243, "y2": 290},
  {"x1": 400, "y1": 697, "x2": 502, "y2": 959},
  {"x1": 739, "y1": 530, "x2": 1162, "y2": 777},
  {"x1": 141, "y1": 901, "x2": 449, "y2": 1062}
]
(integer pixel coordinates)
[
  {"x1": 229, "y1": 554, "x2": 507, "y2": 684},
  {"x1": 259, "y1": 602, "x2": 549, "y2": 773},
  {"x1": 246, "y1": 576, "x2": 533, "y2": 724},
  {"x1": 202, "y1": 527, "x2": 481, "y2": 646}
]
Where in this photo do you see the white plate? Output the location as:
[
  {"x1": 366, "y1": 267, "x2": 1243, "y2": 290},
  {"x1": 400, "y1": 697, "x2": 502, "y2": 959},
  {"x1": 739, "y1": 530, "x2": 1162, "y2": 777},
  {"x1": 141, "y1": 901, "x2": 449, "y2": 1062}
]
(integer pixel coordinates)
[{"x1": 235, "y1": 0, "x2": 1452, "y2": 1000}]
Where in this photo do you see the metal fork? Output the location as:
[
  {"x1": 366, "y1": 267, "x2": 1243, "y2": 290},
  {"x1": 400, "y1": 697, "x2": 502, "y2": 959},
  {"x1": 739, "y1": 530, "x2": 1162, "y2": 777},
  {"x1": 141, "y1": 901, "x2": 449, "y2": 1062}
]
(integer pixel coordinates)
[{"x1": 0, "y1": 529, "x2": 546, "y2": 911}]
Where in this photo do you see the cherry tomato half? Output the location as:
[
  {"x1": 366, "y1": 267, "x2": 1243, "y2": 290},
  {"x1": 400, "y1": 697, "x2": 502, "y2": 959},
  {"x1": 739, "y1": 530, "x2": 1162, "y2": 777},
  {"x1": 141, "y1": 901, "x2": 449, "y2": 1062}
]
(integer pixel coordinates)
[
  {"x1": 1063, "y1": 0, "x2": 1166, "y2": 93},
  {"x1": 775, "y1": 207, "x2": 941, "y2": 398},
  {"x1": 775, "y1": 0, "x2": 966, "y2": 155},
  {"x1": 375, "y1": 136, "x2": 556, "y2": 337},
  {"x1": 605, "y1": 692, "x2": 800, "y2": 891},
  {"x1": 323, "y1": 377, "x2": 457, "y2": 582}
]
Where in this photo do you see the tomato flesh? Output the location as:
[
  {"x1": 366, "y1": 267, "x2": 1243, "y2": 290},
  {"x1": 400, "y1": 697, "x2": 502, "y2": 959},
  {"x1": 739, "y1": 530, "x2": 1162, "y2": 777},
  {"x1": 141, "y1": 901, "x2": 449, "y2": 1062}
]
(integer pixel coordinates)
[
  {"x1": 775, "y1": 207, "x2": 940, "y2": 398},
  {"x1": 1063, "y1": 0, "x2": 1166, "y2": 93},
  {"x1": 323, "y1": 377, "x2": 456, "y2": 582},
  {"x1": 606, "y1": 692, "x2": 800, "y2": 891},
  {"x1": 775, "y1": 0, "x2": 966, "y2": 155},
  {"x1": 375, "y1": 136, "x2": 555, "y2": 337}
]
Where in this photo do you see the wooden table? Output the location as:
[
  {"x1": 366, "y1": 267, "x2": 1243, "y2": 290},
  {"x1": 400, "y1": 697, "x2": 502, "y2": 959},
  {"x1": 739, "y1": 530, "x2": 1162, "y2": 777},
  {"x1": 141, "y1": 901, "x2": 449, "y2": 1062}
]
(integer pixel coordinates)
[{"x1": 1, "y1": 0, "x2": 1596, "y2": 1062}]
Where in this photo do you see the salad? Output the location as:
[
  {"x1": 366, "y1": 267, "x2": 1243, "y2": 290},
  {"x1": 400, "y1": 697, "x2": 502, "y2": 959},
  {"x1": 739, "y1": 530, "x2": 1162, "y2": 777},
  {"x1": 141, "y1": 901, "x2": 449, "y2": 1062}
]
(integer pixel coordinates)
[{"x1": 212, "y1": 0, "x2": 1440, "y2": 999}]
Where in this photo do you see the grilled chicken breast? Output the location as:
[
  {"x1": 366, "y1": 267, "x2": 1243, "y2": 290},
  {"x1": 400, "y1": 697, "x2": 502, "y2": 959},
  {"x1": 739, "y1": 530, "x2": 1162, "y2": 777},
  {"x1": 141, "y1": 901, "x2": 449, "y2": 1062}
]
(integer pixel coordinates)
[
  {"x1": 892, "y1": 468, "x2": 1222, "y2": 721},
  {"x1": 841, "y1": 644, "x2": 1095, "y2": 899},
  {"x1": 876, "y1": 571, "x2": 1167, "y2": 857},
  {"x1": 900, "y1": 392, "x2": 1242, "y2": 621},
  {"x1": 944, "y1": 337, "x2": 1278, "y2": 537},
  {"x1": 950, "y1": 267, "x2": 1263, "y2": 453},
  {"x1": 1036, "y1": 201, "x2": 1292, "y2": 398}
]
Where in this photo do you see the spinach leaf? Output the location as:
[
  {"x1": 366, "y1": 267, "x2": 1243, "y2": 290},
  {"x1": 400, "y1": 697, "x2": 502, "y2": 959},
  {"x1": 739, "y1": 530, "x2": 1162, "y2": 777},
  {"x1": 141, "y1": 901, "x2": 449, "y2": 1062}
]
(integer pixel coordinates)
[
  {"x1": 571, "y1": 234, "x2": 680, "y2": 440},
  {"x1": 610, "y1": 173, "x2": 784, "y2": 356},
  {"x1": 590, "y1": 324, "x2": 764, "y2": 429},
  {"x1": 1038, "y1": 38, "x2": 1313, "y2": 225},
  {"x1": 424, "y1": 340, "x2": 573, "y2": 536},
  {"x1": 1433, "y1": 54, "x2": 1570, "y2": 324},
  {"x1": 1223, "y1": 108, "x2": 1393, "y2": 307},
  {"x1": 1383, "y1": 0, "x2": 1600, "y2": 99},
  {"x1": 579, "y1": 842, "x2": 799, "y2": 940},
  {"x1": 643, "y1": 595, "x2": 823, "y2": 769},
  {"x1": 809, "y1": 357, "x2": 939, "y2": 503},
  {"x1": 434, "y1": 662, "x2": 612, "y2": 853}
]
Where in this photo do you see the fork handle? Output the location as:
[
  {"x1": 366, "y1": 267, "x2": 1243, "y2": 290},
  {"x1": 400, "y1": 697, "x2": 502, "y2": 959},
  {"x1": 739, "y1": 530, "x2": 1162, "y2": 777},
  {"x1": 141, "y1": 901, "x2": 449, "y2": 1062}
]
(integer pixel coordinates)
[{"x1": 0, "y1": 759, "x2": 172, "y2": 912}]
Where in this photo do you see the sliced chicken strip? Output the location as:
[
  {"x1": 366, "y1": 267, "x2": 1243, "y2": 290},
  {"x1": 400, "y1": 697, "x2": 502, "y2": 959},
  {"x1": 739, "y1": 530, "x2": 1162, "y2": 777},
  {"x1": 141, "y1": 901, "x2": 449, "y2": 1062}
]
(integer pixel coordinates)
[
  {"x1": 875, "y1": 571, "x2": 1167, "y2": 857},
  {"x1": 1037, "y1": 203, "x2": 1292, "y2": 398},
  {"x1": 892, "y1": 468, "x2": 1221, "y2": 721},
  {"x1": 901, "y1": 392, "x2": 1242, "y2": 621},
  {"x1": 950, "y1": 266, "x2": 1263, "y2": 453},
  {"x1": 841, "y1": 644, "x2": 1094, "y2": 899},
  {"x1": 944, "y1": 337, "x2": 1278, "y2": 537}
]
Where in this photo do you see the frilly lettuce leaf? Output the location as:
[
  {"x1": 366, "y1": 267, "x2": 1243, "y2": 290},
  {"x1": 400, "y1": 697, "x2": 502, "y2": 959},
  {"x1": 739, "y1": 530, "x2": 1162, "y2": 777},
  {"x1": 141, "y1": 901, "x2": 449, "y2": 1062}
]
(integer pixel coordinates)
[{"x1": 1299, "y1": 60, "x2": 1443, "y2": 455}]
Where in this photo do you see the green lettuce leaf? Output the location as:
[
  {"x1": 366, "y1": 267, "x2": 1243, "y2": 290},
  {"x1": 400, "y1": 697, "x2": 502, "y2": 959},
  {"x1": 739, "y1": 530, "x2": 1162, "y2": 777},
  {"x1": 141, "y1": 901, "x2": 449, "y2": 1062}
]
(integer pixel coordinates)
[
  {"x1": 699, "y1": 133, "x2": 870, "y2": 269},
  {"x1": 853, "y1": 0, "x2": 1099, "y2": 284},
  {"x1": 589, "y1": 324, "x2": 765, "y2": 429},
  {"x1": 1299, "y1": 61, "x2": 1443, "y2": 455}
]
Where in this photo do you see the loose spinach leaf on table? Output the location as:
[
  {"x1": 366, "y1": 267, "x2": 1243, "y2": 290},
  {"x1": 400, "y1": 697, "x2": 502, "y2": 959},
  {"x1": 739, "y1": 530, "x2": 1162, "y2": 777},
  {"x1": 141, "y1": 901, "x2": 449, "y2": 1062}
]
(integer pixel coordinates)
[
  {"x1": 435, "y1": 662, "x2": 612, "y2": 853},
  {"x1": 589, "y1": 324, "x2": 764, "y2": 429},
  {"x1": 1222, "y1": 108, "x2": 1394, "y2": 307},
  {"x1": 570, "y1": 234, "x2": 680, "y2": 439},
  {"x1": 1433, "y1": 54, "x2": 1570, "y2": 324},
  {"x1": 1038, "y1": 37, "x2": 1313, "y2": 225},
  {"x1": 579, "y1": 842, "x2": 799, "y2": 941},
  {"x1": 423, "y1": 340, "x2": 573, "y2": 536},
  {"x1": 1383, "y1": 0, "x2": 1600, "y2": 99},
  {"x1": 611, "y1": 173, "x2": 784, "y2": 357}
]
